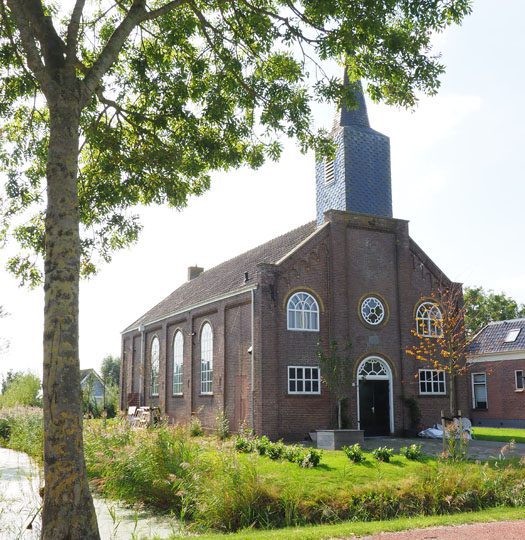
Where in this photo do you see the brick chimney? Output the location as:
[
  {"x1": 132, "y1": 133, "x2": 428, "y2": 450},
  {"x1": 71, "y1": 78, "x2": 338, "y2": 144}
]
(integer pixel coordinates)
[{"x1": 187, "y1": 265, "x2": 204, "y2": 281}]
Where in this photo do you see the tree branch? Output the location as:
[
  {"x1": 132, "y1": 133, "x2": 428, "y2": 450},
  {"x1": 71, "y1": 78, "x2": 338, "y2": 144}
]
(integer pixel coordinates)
[
  {"x1": 66, "y1": 0, "x2": 87, "y2": 63},
  {"x1": 4, "y1": 0, "x2": 50, "y2": 87},
  {"x1": 82, "y1": 0, "x2": 187, "y2": 103}
]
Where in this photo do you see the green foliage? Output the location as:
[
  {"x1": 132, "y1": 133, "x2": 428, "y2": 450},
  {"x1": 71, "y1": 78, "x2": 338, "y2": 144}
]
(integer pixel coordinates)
[
  {"x1": 233, "y1": 433, "x2": 322, "y2": 469},
  {"x1": 0, "y1": 406, "x2": 43, "y2": 462},
  {"x1": 214, "y1": 409, "x2": 229, "y2": 440},
  {"x1": 189, "y1": 414, "x2": 204, "y2": 437},
  {"x1": 443, "y1": 423, "x2": 469, "y2": 462},
  {"x1": 464, "y1": 286, "x2": 525, "y2": 336},
  {"x1": 84, "y1": 420, "x2": 200, "y2": 510},
  {"x1": 101, "y1": 355, "x2": 121, "y2": 386},
  {"x1": 316, "y1": 340, "x2": 353, "y2": 429},
  {"x1": 81, "y1": 374, "x2": 101, "y2": 418},
  {"x1": 103, "y1": 383, "x2": 120, "y2": 419},
  {"x1": 0, "y1": 1, "x2": 472, "y2": 284},
  {"x1": 342, "y1": 443, "x2": 366, "y2": 464},
  {"x1": 0, "y1": 372, "x2": 41, "y2": 408},
  {"x1": 400, "y1": 444, "x2": 423, "y2": 461},
  {"x1": 372, "y1": 446, "x2": 394, "y2": 462}
]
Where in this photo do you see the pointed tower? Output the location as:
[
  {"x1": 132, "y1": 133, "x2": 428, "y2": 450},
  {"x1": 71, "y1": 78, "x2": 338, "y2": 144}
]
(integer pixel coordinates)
[{"x1": 316, "y1": 73, "x2": 392, "y2": 224}]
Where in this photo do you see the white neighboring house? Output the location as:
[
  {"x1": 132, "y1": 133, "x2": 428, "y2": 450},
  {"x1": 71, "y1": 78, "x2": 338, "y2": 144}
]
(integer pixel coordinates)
[
  {"x1": 466, "y1": 318, "x2": 525, "y2": 428},
  {"x1": 80, "y1": 368, "x2": 105, "y2": 406}
]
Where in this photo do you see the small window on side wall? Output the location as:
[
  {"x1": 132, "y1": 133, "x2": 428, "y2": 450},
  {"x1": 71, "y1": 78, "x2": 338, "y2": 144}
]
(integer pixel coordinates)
[
  {"x1": 287, "y1": 292, "x2": 320, "y2": 332},
  {"x1": 200, "y1": 323, "x2": 213, "y2": 394},
  {"x1": 516, "y1": 370, "x2": 524, "y2": 391},
  {"x1": 173, "y1": 331, "x2": 184, "y2": 395},
  {"x1": 288, "y1": 366, "x2": 320, "y2": 395},
  {"x1": 472, "y1": 372, "x2": 487, "y2": 409},
  {"x1": 150, "y1": 336, "x2": 160, "y2": 396}
]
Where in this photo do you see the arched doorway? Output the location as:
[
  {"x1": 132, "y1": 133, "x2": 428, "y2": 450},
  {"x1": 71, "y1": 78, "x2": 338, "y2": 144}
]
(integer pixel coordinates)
[{"x1": 357, "y1": 356, "x2": 394, "y2": 436}]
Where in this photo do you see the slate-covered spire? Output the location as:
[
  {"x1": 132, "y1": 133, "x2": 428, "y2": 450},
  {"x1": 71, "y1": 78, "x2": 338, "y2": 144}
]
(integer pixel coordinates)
[
  {"x1": 339, "y1": 74, "x2": 370, "y2": 129},
  {"x1": 316, "y1": 70, "x2": 393, "y2": 224}
]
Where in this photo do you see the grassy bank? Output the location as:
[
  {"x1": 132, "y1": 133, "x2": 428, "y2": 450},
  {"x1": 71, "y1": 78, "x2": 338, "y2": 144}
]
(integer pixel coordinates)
[
  {"x1": 473, "y1": 427, "x2": 525, "y2": 444},
  {"x1": 2, "y1": 413, "x2": 525, "y2": 534},
  {"x1": 195, "y1": 506, "x2": 525, "y2": 539}
]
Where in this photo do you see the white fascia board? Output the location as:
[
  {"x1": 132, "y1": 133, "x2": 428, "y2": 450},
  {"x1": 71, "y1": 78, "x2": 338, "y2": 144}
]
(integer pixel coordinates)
[
  {"x1": 467, "y1": 350, "x2": 525, "y2": 363},
  {"x1": 122, "y1": 284, "x2": 258, "y2": 334},
  {"x1": 275, "y1": 222, "x2": 330, "y2": 266}
]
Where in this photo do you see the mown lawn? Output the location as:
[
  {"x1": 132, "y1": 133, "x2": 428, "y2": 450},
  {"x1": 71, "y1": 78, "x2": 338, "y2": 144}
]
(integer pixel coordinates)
[
  {"x1": 473, "y1": 426, "x2": 525, "y2": 443},
  {"x1": 235, "y1": 448, "x2": 435, "y2": 498},
  {"x1": 194, "y1": 506, "x2": 525, "y2": 540}
]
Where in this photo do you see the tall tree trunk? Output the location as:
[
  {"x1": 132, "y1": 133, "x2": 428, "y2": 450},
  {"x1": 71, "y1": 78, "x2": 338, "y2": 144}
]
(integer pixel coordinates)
[{"x1": 42, "y1": 100, "x2": 100, "y2": 539}]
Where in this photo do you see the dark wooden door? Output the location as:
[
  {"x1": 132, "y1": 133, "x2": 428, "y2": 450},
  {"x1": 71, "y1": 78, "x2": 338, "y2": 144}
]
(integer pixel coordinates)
[{"x1": 359, "y1": 380, "x2": 390, "y2": 436}]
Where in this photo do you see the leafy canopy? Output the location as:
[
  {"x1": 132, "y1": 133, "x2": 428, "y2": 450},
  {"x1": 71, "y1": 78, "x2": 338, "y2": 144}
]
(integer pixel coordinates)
[
  {"x1": 0, "y1": 0, "x2": 471, "y2": 285},
  {"x1": 464, "y1": 286, "x2": 525, "y2": 336},
  {"x1": 100, "y1": 354, "x2": 120, "y2": 385}
]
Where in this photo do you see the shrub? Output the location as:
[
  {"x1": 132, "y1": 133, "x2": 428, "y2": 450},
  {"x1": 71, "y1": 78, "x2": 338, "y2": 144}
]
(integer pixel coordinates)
[
  {"x1": 300, "y1": 449, "x2": 322, "y2": 468},
  {"x1": 234, "y1": 435, "x2": 254, "y2": 453},
  {"x1": 255, "y1": 435, "x2": 271, "y2": 456},
  {"x1": 0, "y1": 373, "x2": 42, "y2": 408},
  {"x1": 84, "y1": 420, "x2": 201, "y2": 511},
  {"x1": 189, "y1": 415, "x2": 203, "y2": 436},
  {"x1": 342, "y1": 443, "x2": 366, "y2": 463},
  {"x1": 0, "y1": 406, "x2": 43, "y2": 462},
  {"x1": 266, "y1": 441, "x2": 286, "y2": 460},
  {"x1": 372, "y1": 446, "x2": 394, "y2": 462},
  {"x1": 284, "y1": 445, "x2": 304, "y2": 464},
  {"x1": 215, "y1": 409, "x2": 229, "y2": 440},
  {"x1": 400, "y1": 443, "x2": 423, "y2": 461}
]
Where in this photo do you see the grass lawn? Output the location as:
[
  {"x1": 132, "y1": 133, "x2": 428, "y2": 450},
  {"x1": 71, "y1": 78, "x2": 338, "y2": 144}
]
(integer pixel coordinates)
[
  {"x1": 235, "y1": 447, "x2": 435, "y2": 498},
  {"x1": 194, "y1": 506, "x2": 525, "y2": 539},
  {"x1": 473, "y1": 426, "x2": 525, "y2": 443}
]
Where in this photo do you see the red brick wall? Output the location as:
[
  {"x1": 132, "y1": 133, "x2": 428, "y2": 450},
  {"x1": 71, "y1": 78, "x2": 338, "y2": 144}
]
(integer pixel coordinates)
[
  {"x1": 468, "y1": 358, "x2": 525, "y2": 427},
  {"x1": 121, "y1": 211, "x2": 467, "y2": 439}
]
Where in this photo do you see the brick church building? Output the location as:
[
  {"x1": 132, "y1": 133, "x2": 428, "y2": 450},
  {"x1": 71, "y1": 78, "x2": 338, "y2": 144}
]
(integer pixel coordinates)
[{"x1": 120, "y1": 77, "x2": 468, "y2": 439}]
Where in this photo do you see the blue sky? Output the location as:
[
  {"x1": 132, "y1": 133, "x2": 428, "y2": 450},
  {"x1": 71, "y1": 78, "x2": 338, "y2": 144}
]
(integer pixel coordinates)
[{"x1": 1, "y1": 0, "x2": 524, "y2": 377}]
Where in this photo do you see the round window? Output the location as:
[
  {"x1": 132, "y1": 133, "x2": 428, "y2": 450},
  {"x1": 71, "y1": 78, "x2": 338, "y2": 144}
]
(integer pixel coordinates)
[{"x1": 360, "y1": 296, "x2": 386, "y2": 326}]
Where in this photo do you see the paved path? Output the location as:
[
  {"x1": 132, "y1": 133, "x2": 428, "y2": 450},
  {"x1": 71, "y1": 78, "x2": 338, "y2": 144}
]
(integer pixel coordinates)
[
  {"x1": 0, "y1": 448, "x2": 180, "y2": 540},
  {"x1": 362, "y1": 437, "x2": 525, "y2": 461},
  {"x1": 361, "y1": 519, "x2": 525, "y2": 539}
]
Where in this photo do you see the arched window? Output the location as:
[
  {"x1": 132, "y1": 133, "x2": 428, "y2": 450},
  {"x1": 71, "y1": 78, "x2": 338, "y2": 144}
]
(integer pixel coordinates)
[
  {"x1": 416, "y1": 302, "x2": 443, "y2": 338},
  {"x1": 200, "y1": 323, "x2": 213, "y2": 394},
  {"x1": 150, "y1": 336, "x2": 160, "y2": 396},
  {"x1": 287, "y1": 292, "x2": 320, "y2": 331},
  {"x1": 173, "y1": 331, "x2": 183, "y2": 395}
]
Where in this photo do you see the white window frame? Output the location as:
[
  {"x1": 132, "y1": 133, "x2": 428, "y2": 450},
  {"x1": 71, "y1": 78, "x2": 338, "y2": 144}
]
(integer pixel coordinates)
[
  {"x1": 418, "y1": 369, "x2": 446, "y2": 395},
  {"x1": 150, "y1": 336, "x2": 160, "y2": 397},
  {"x1": 360, "y1": 296, "x2": 386, "y2": 326},
  {"x1": 515, "y1": 370, "x2": 524, "y2": 392},
  {"x1": 287, "y1": 292, "x2": 320, "y2": 332},
  {"x1": 200, "y1": 322, "x2": 213, "y2": 395},
  {"x1": 172, "y1": 330, "x2": 184, "y2": 396},
  {"x1": 287, "y1": 366, "x2": 321, "y2": 395},
  {"x1": 415, "y1": 301, "x2": 443, "y2": 338},
  {"x1": 471, "y1": 372, "x2": 488, "y2": 409}
]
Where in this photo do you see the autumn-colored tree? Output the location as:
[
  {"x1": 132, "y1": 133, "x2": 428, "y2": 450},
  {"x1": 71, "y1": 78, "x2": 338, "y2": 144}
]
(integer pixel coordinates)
[
  {"x1": 406, "y1": 285, "x2": 467, "y2": 416},
  {"x1": 0, "y1": 1, "x2": 472, "y2": 538}
]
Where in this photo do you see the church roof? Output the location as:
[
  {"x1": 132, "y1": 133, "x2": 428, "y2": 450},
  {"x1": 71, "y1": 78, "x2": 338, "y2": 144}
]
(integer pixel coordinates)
[
  {"x1": 123, "y1": 221, "x2": 318, "y2": 333},
  {"x1": 468, "y1": 318, "x2": 525, "y2": 356}
]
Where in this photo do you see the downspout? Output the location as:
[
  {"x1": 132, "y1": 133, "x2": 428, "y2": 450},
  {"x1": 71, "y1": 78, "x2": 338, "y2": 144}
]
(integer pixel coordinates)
[
  {"x1": 250, "y1": 287, "x2": 256, "y2": 431},
  {"x1": 395, "y1": 241, "x2": 405, "y2": 435}
]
